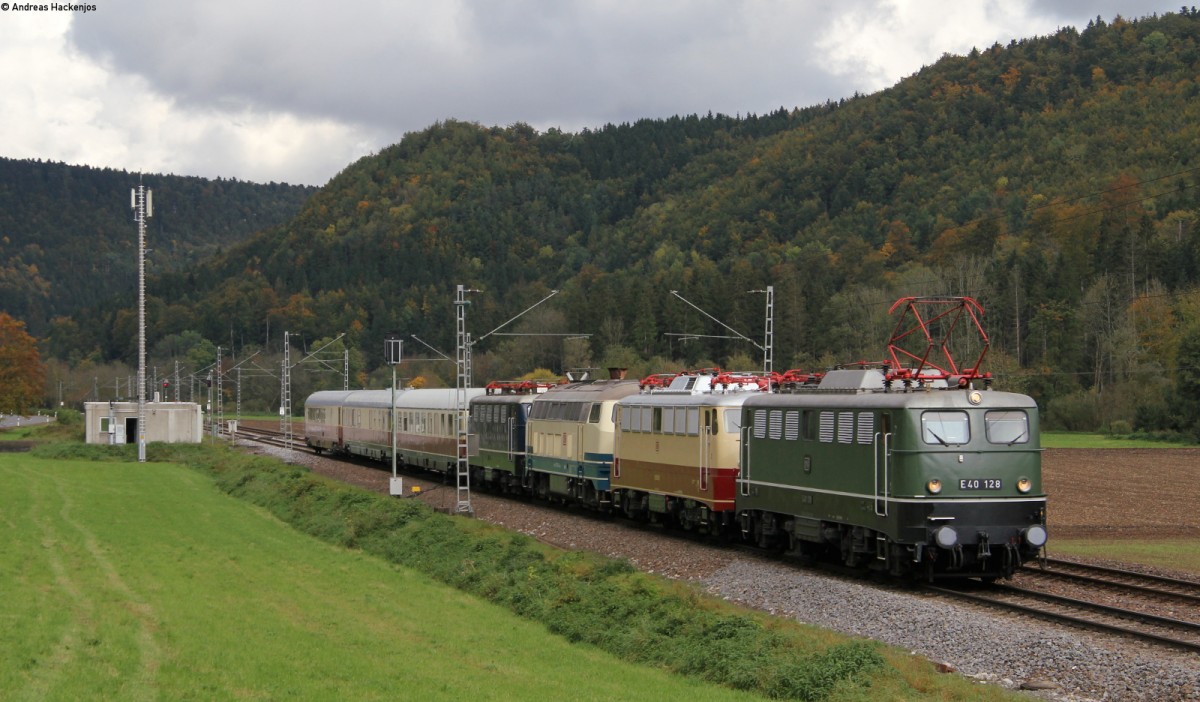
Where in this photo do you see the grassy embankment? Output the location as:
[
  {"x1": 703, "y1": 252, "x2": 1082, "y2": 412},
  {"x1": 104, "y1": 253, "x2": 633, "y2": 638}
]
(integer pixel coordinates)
[{"x1": 0, "y1": 426, "x2": 1021, "y2": 701}]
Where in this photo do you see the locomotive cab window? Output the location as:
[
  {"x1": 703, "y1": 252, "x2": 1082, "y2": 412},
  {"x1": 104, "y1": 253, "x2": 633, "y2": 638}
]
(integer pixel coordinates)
[
  {"x1": 985, "y1": 410, "x2": 1029, "y2": 444},
  {"x1": 723, "y1": 409, "x2": 741, "y2": 434},
  {"x1": 921, "y1": 410, "x2": 969, "y2": 446}
]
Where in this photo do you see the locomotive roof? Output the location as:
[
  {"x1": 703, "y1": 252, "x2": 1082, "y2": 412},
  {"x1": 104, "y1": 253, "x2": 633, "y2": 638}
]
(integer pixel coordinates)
[
  {"x1": 619, "y1": 391, "x2": 756, "y2": 409},
  {"x1": 471, "y1": 393, "x2": 536, "y2": 407},
  {"x1": 743, "y1": 387, "x2": 1037, "y2": 411},
  {"x1": 533, "y1": 379, "x2": 641, "y2": 402}
]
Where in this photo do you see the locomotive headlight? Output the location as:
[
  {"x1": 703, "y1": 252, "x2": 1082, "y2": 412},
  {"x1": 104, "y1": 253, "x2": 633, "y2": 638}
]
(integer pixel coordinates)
[
  {"x1": 1017, "y1": 477, "x2": 1032, "y2": 493},
  {"x1": 926, "y1": 478, "x2": 943, "y2": 494},
  {"x1": 1023, "y1": 525, "x2": 1048, "y2": 548},
  {"x1": 933, "y1": 525, "x2": 958, "y2": 549}
]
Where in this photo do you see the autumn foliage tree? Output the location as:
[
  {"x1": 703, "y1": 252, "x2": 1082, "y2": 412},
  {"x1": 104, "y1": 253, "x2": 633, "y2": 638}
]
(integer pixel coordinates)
[{"x1": 0, "y1": 312, "x2": 46, "y2": 414}]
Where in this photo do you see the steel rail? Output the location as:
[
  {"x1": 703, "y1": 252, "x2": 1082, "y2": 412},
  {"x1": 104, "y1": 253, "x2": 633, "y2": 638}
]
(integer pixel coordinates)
[
  {"x1": 1029, "y1": 558, "x2": 1200, "y2": 604},
  {"x1": 925, "y1": 584, "x2": 1200, "y2": 654}
]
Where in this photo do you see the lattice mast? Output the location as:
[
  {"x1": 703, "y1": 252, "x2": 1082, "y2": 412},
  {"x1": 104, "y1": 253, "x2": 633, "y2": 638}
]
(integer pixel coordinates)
[
  {"x1": 454, "y1": 285, "x2": 473, "y2": 515},
  {"x1": 131, "y1": 181, "x2": 152, "y2": 462},
  {"x1": 762, "y1": 285, "x2": 774, "y2": 374},
  {"x1": 281, "y1": 331, "x2": 293, "y2": 448},
  {"x1": 215, "y1": 346, "x2": 223, "y2": 437}
]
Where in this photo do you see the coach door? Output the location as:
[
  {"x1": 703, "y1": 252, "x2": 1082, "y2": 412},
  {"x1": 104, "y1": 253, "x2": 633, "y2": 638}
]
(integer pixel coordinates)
[
  {"x1": 699, "y1": 408, "x2": 715, "y2": 492},
  {"x1": 874, "y1": 413, "x2": 892, "y2": 516}
]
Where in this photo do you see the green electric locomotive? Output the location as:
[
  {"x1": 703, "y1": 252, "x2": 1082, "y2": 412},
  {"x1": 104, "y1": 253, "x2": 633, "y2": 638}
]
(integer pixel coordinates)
[{"x1": 736, "y1": 298, "x2": 1046, "y2": 579}]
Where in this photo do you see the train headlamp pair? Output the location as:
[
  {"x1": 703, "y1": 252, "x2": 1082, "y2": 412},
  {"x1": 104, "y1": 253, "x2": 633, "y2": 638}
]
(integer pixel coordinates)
[{"x1": 926, "y1": 477, "x2": 1033, "y2": 494}]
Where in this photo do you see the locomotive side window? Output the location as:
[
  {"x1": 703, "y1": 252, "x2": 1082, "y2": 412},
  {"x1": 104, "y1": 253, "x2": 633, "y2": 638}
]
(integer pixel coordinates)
[
  {"x1": 837, "y1": 411, "x2": 854, "y2": 444},
  {"x1": 985, "y1": 410, "x2": 1029, "y2": 444},
  {"x1": 784, "y1": 411, "x2": 799, "y2": 441},
  {"x1": 802, "y1": 410, "x2": 818, "y2": 441},
  {"x1": 922, "y1": 411, "x2": 969, "y2": 445},
  {"x1": 768, "y1": 410, "x2": 783, "y2": 440},
  {"x1": 723, "y1": 409, "x2": 741, "y2": 434},
  {"x1": 588, "y1": 403, "x2": 601, "y2": 423},
  {"x1": 856, "y1": 412, "x2": 875, "y2": 444},
  {"x1": 819, "y1": 411, "x2": 835, "y2": 442}
]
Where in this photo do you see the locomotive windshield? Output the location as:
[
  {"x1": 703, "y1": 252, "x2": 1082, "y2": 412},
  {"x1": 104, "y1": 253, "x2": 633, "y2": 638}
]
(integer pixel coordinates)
[
  {"x1": 921, "y1": 411, "x2": 969, "y2": 446},
  {"x1": 985, "y1": 410, "x2": 1029, "y2": 444}
]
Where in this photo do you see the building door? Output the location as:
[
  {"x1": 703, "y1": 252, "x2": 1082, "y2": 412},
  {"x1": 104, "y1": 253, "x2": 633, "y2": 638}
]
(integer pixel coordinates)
[{"x1": 125, "y1": 417, "x2": 138, "y2": 444}]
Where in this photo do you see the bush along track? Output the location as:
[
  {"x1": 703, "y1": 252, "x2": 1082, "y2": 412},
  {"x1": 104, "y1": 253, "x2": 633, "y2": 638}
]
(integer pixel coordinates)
[{"x1": 30, "y1": 442, "x2": 893, "y2": 701}]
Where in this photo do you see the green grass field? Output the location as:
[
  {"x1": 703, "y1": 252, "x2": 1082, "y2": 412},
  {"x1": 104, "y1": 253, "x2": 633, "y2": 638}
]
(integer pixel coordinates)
[
  {"x1": 1051, "y1": 540, "x2": 1200, "y2": 575},
  {"x1": 1, "y1": 432, "x2": 1031, "y2": 701},
  {"x1": 0, "y1": 454, "x2": 768, "y2": 700},
  {"x1": 1040, "y1": 432, "x2": 1196, "y2": 448}
]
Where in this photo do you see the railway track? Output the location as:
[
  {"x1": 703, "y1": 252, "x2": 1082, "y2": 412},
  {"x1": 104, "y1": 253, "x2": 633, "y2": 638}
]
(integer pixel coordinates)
[
  {"x1": 225, "y1": 423, "x2": 308, "y2": 451},
  {"x1": 926, "y1": 559, "x2": 1200, "y2": 654},
  {"x1": 1026, "y1": 557, "x2": 1200, "y2": 607}
]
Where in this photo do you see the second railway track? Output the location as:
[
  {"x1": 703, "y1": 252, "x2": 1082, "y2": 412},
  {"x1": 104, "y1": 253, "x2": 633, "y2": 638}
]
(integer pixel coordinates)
[{"x1": 927, "y1": 558, "x2": 1200, "y2": 654}]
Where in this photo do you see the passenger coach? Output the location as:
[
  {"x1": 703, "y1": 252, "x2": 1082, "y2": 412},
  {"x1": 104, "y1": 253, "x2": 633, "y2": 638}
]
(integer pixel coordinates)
[{"x1": 305, "y1": 388, "x2": 486, "y2": 473}]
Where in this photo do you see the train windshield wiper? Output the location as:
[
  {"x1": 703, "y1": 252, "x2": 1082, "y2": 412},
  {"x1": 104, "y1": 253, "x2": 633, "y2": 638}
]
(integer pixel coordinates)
[
  {"x1": 1008, "y1": 428, "x2": 1028, "y2": 446},
  {"x1": 926, "y1": 429, "x2": 949, "y2": 446}
]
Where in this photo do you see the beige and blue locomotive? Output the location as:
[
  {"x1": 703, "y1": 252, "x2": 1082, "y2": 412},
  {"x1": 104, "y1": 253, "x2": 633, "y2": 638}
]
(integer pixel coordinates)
[
  {"x1": 524, "y1": 373, "x2": 641, "y2": 507},
  {"x1": 736, "y1": 368, "x2": 1046, "y2": 579}
]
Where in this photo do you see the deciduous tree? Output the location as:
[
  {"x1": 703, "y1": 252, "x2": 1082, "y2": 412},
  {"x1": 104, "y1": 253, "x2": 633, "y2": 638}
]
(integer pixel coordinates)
[{"x1": 0, "y1": 312, "x2": 46, "y2": 413}]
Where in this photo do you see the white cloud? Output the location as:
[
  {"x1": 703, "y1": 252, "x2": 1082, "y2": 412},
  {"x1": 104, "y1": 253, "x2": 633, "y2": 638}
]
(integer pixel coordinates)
[{"x1": 0, "y1": 1, "x2": 1185, "y2": 186}]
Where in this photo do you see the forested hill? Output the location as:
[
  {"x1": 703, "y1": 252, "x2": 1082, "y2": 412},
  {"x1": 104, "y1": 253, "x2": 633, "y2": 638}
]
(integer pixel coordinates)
[
  {"x1": 0, "y1": 158, "x2": 316, "y2": 333},
  {"x1": 57, "y1": 10, "x2": 1200, "y2": 434}
]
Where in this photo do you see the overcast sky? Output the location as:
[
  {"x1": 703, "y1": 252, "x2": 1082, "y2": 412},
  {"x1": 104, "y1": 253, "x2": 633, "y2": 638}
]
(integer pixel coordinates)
[{"x1": 0, "y1": 1, "x2": 1181, "y2": 187}]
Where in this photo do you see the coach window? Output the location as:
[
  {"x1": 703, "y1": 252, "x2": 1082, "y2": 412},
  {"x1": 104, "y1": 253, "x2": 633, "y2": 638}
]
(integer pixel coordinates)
[
  {"x1": 985, "y1": 410, "x2": 1029, "y2": 444},
  {"x1": 639, "y1": 405, "x2": 653, "y2": 432},
  {"x1": 921, "y1": 410, "x2": 969, "y2": 446}
]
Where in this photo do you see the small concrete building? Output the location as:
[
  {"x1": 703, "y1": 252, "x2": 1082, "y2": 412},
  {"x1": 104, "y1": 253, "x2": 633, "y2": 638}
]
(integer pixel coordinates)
[{"x1": 85, "y1": 401, "x2": 204, "y2": 445}]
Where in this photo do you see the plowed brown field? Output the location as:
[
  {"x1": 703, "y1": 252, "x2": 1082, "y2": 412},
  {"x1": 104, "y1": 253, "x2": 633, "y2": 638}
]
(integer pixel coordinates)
[{"x1": 1044, "y1": 448, "x2": 1200, "y2": 539}]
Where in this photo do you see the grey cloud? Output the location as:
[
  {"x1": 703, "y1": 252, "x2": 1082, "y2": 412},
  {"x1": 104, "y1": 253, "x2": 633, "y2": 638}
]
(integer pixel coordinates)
[{"x1": 68, "y1": 0, "x2": 844, "y2": 136}]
